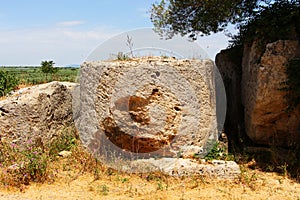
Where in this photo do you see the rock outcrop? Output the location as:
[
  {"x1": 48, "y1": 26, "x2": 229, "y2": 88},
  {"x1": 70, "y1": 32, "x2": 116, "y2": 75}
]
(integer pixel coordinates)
[
  {"x1": 216, "y1": 40, "x2": 300, "y2": 148},
  {"x1": 0, "y1": 81, "x2": 77, "y2": 144},
  {"x1": 242, "y1": 40, "x2": 300, "y2": 147}
]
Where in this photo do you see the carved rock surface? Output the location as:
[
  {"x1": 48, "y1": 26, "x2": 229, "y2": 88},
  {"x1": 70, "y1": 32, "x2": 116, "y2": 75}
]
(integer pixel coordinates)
[
  {"x1": 77, "y1": 57, "x2": 218, "y2": 158},
  {"x1": 242, "y1": 40, "x2": 300, "y2": 147},
  {"x1": 0, "y1": 81, "x2": 77, "y2": 144}
]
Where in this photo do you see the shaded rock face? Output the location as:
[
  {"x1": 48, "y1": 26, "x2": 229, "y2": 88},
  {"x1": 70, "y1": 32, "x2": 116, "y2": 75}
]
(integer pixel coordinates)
[
  {"x1": 242, "y1": 40, "x2": 300, "y2": 147},
  {"x1": 0, "y1": 82, "x2": 76, "y2": 144},
  {"x1": 216, "y1": 40, "x2": 300, "y2": 148},
  {"x1": 215, "y1": 47, "x2": 246, "y2": 149},
  {"x1": 77, "y1": 57, "x2": 218, "y2": 158}
]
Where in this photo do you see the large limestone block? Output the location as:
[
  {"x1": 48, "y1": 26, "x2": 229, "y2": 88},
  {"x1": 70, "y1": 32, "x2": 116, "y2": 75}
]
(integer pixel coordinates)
[
  {"x1": 242, "y1": 40, "x2": 300, "y2": 147},
  {"x1": 76, "y1": 57, "x2": 218, "y2": 159},
  {"x1": 0, "y1": 82, "x2": 76, "y2": 144}
]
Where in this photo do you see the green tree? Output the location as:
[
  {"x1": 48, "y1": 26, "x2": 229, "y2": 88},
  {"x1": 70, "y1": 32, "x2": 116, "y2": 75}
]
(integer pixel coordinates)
[
  {"x1": 230, "y1": 1, "x2": 300, "y2": 47},
  {"x1": 150, "y1": 0, "x2": 299, "y2": 40},
  {"x1": 41, "y1": 60, "x2": 58, "y2": 81}
]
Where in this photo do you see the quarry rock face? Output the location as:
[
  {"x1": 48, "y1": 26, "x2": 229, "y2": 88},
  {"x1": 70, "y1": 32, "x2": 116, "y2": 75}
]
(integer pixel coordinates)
[
  {"x1": 216, "y1": 40, "x2": 300, "y2": 148},
  {"x1": 0, "y1": 82, "x2": 76, "y2": 144},
  {"x1": 242, "y1": 40, "x2": 300, "y2": 147},
  {"x1": 76, "y1": 57, "x2": 218, "y2": 159}
]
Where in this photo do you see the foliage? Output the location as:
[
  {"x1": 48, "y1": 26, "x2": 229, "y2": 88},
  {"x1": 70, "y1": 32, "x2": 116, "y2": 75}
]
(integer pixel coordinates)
[
  {"x1": 21, "y1": 140, "x2": 48, "y2": 182},
  {"x1": 281, "y1": 57, "x2": 300, "y2": 110},
  {"x1": 99, "y1": 184, "x2": 109, "y2": 195},
  {"x1": 204, "y1": 141, "x2": 231, "y2": 161},
  {"x1": 229, "y1": 1, "x2": 300, "y2": 48},
  {"x1": 115, "y1": 52, "x2": 130, "y2": 61},
  {"x1": 150, "y1": 0, "x2": 264, "y2": 39},
  {"x1": 0, "y1": 125, "x2": 79, "y2": 187},
  {"x1": 0, "y1": 139, "x2": 48, "y2": 187},
  {"x1": 40, "y1": 60, "x2": 58, "y2": 80},
  {"x1": 47, "y1": 126, "x2": 79, "y2": 160},
  {"x1": 150, "y1": 0, "x2": 300, "y2": 42},
  {"x1": 1, "y1": 67, "x2": 79, "y2": 85},
  {"x1": 0, "y1": 70, "x2": 19, "y2": 96}
]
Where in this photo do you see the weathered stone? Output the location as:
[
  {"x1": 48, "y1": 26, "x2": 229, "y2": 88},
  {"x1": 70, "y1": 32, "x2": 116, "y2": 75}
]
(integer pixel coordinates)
[
  {"x1": 127, "y1": 158, "x2": 240, "y2": 179},
  {"x1": 58, "y1": 150, "x2": 72, "y2": 157},
  {"x1": 7, "y1": 164, "x2": 20, "y2": 172},
  {"x1": 242, "y1": 40, "x2": 300, "y2": 147},
  {"x1": 77, "y1": 57, "x2": 218, "y2": 159},
  {"x1": 216, "y1": 40, "x2": 300, "y2": 148},
  {"x1": 0, "y1": 81, "x2": 77, "y2": 145}
]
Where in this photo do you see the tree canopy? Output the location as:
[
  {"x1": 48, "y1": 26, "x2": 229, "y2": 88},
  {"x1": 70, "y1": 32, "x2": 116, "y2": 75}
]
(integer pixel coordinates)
[
  {"x1": 41, "y1": 60, "x2": 58, "y2": 80},
  {"x1": 150, "y1": 0, "x2": 299, "y2": 41}
]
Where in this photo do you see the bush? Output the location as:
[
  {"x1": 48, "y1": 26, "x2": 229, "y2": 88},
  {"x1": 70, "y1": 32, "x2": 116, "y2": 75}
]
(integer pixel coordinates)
[
  {"x1": 0, "y1": 70, "x2": 19, "y2": 97},
  {"x1": 0, "y1": 125, "x2": 79, "y2": 187},
  {"x1": 0, "y1": 138, "x2": 48, "y2": 187},
  {"x1": 229, "y1": 1, "x2": 300, "y2": 49},
  {"x1": 47, "y1": 126, "x2": 79, "y2": 160}
]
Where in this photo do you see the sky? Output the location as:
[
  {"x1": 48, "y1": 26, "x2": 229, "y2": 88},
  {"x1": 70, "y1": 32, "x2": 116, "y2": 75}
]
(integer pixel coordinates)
[{"x1": 0, "y1": 0, "x2": 233, "y2": 66}]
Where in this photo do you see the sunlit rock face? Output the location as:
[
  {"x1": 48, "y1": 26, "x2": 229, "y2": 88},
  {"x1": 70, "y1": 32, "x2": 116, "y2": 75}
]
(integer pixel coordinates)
[
  {"x1": 0, "y1": 82, "x2": 76, "y2": 144},
  {"x1": 242, "y1": 40, "x2": 300, "y2": 147},
  {"x1": 76, "y1": 57, "x2": 218, "y2": 158}
]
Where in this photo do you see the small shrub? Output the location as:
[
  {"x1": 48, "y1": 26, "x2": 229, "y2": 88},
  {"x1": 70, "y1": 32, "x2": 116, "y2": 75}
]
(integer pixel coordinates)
[
  {"x1": 21, "y1": 140, "x2": 48, "y2": 182},
  {"x1": 47, "y1": 126, "x2": 78, "y2": 160},
  {"x1": 0, "y1": 139, "x2": 48, "y2": 187},
  {"x1": 116, "y1": 176, "x2": 129, "y2": 183},
  {"x1": 115, "y1": 52, "x2": 130, "y2": 61},
  {"x1": 99, "y1": 184, "x2": 109, "y2": 195},
  {"x1": 0, "y1": 70, "x2": 19, "y2": 96},
  {"x1": 204, "y1": 141, "x2": 230, "y2": 161}
]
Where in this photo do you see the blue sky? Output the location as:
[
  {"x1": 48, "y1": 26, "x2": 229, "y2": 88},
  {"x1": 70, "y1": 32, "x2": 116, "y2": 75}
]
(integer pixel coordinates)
[{"x1": 0, "y1": 0, "x2": 231, "y2": 66}]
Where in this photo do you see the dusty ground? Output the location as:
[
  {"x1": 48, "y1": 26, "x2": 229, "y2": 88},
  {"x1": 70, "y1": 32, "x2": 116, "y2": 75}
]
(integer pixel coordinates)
[{"x1": 0, "y1": 165, "x2": 299, "y2": 200}]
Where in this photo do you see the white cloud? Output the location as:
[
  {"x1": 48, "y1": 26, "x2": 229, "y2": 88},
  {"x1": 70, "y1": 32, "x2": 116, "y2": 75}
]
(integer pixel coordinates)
[
  {"x1": 57, "y1": 20, "x2": 85, "y2": 27},
  {"x1": 0, "y1": 26, "x2": 121, "y2": 66},
  {"x1": 0, "y1": 25, "x2": 231, "y2": 66},
  {"x1": 62, "y1": 29, "x2": 113, "y2": 40}
]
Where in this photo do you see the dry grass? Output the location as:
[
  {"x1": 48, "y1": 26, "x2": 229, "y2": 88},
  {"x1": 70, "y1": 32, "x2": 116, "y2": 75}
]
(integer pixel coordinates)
[
  {"x1": 0, "y1": 161, "x2": 299, "y2": 200},
  {"x1": 0, "y1": 150, "x2": 299, "y2": 199},
  {"x1": 0, "y1": 126, "x2": 299, "y2": 199}
]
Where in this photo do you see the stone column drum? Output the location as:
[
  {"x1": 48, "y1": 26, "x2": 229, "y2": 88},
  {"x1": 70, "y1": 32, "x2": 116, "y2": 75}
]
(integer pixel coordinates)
[{"x1": 75, "y1": 57, "x2": 218, "y2": 160}]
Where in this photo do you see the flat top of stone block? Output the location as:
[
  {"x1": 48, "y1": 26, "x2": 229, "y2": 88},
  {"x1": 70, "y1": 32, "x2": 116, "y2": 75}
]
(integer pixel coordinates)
[{"x1": 82, "y1": 56, "x2": 213, "y2": 66}]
